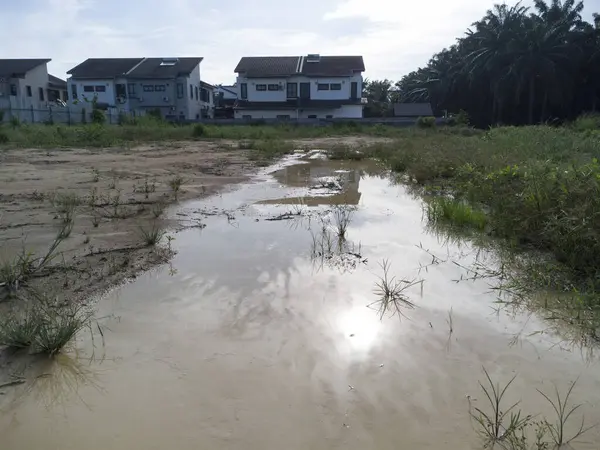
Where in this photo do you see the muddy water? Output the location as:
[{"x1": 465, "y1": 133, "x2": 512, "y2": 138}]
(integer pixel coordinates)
[{"x1": 2, "y1": 156, "x2": 600, "y2": 449}]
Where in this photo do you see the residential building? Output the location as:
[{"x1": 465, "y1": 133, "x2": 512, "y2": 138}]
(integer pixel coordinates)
[
  {"x1": 393, "y1": 103, "x2": 433, "y2": 118},
  {"x1": 214, "y1": 84, "x2": 237, "y2": 118},
  {"x1": 0, "y1": 59, "x2": 67, "y2": 111},
  {"x1": 66, "y1": 57, "x2": 205, "y2": 120},
  {"x1": 200, "y1": 81, "x2": 214, "y2": 118},
  {"x1": 233, "y1": 54, "x2": 365, "y2": 119}
]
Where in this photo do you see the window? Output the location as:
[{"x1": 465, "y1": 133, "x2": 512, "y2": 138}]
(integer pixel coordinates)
[
  {"x1": 200, "y1": 88, "x2": 209, "y2": 102},
  {"x1": 330, "y1": 83, "x2": 342, "y2": 91},
  {"x1": 116, "y1": 84, "x2": 126, "y2": 98},
  {"x1": 71, "y1": 84, "x2": 77, "y2": 99},
  {"x1": 308, "y1": 115, "x2": 317, "y2": 119},
  {"x1": 276, "y1": 115, "x2": 290, "y2": 120},
  {"x1": 143, "y1": 85, "x2": 155, "y2": 92},
  {"x1": 83, "y1": 85, "x2": 94, "y2": 92},
  {"x1": 95, "y1": 85, "x2": 106, "y2": 92},
  {"x1": 195, "y1": 86, "x2": 199, "y2": 101},
  {"x1": 190, "y1": 84, "x2": 193, "y2": 99},
  {"x1": 128, "y1": 83, "x2": 136, "y2": 96},
  {"x1": 256, "y1": 84, "x2": 267, "y2": 91},
  {"x1": 286, "y1": 82, "x2": 297, "y2": 98},
  {"x1": 240, "y1": 83, "x2": 247, "y2": 100},
  {"x1": 154, "y1": 85, "x2": 166, "y2": 92},
  {"x1": 39, "y1": 87, "x2": 44, "y2": 101},
  {"x1": 177, "y1": 83, "x2": 183, "y2": 99},
  {"x1": 26, "y1": 86, "x2": 32, "y2": 97},
  {"x1": 317, "y1": 83, "x2": 329, "y2": 91},
  {"x1": 9, "y1": 84, "x2": 17, "y2": 96},
  {"x1": 268, "y1": 84, "x2": 279, "y2": 91}
]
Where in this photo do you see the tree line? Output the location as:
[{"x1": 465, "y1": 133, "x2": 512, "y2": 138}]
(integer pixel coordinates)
[{"x1": 363, "y1": 0, "x2": 600, "y2": 127}]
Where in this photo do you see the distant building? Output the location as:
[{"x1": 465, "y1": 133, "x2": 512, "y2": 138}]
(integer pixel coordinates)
[
  {"x1": 214, "y1": 84, "x2": 237, "y2": 118},
  {"x1": 393, "y1": 102, "x2": 433, "y2": 118},
  {"x1": 200, "y1": 81, "x2": 214, "y2": 118},
  {"x1": 66, "y1": 57, "x2": 206, "y2": 120},
  {"x1": 0, "y1": 59, "x2": 67, "y2": 111},
  {"x1": 233, "y1": 54, "x2": 365, "y2": 120}
]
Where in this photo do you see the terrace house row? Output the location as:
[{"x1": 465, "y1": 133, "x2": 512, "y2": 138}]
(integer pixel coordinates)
[
  {"x1": 233, "y1": 54, "x2": 365, "y2": 119},
  {"x1": 66, "y1": 57, "x2": 214, "y2": 120}
]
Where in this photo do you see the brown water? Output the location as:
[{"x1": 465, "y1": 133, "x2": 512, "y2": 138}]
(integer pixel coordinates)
[{"x1": 2, "y1": 155, "x2": 600, "y2": 449}]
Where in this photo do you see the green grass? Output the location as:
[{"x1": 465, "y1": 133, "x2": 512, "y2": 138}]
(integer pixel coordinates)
[{"x1": 426, "y1": 197, "x2": 487, "y2": 230}]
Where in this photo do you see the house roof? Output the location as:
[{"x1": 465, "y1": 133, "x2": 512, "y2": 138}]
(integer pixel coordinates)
[
  {"x1": 235, "y1": 57, "x2": 300, "y2": 77},
  {"x1": 216, "y1": 85, "x2": 237, "y2": 96},
  {"x1": 300, "y1": 56, "x2": 364, "y2": 76},
  {"x1": 200, "y1": 80, "x2": 214, "y2": 89},
  {"x1": 67, "y1": 58, "x2": 144, "y2": 78},
  {"x1": 48, "y1": 74, "x2": 67, "y2": 88},
  {"x1": 234, "y1": 55, "x2": 364, "y2": 77},
  {"x1": 393, "y1": 103, "x2": 433, "y2": 117},
  {"x1": 127, "y1": 57, "x2": 203, "y2": 79},
  {"x1": 0, "y1": 59, "x2": 51, "y2": 78}
]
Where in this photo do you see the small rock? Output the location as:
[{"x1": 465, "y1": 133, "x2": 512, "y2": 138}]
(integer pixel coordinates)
[{"x1": 349, "y1": 333, "x2": 355, "y2": 337}]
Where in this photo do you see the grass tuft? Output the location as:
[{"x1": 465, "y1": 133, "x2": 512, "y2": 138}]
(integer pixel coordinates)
[
  {"x1": 370, "y1": 259, "x2": 421, "y2": 319},
  {"x1": 426, "y1": 197, "x2": 487, "y2": 230},
  {"x1": 138, "y1": 221, "x2": 166, "y2": 246}
]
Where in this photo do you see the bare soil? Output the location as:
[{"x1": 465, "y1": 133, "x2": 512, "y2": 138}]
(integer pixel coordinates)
[{"x1": 0, "y1": 140, "x2": 253, "y2": 304}]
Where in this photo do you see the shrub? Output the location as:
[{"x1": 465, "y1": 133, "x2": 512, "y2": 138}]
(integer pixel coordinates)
[
  {"x1": 192, "y1": 123, "x2": 206, "y2": 137},
  {"x1": 573, "y1": 113, "x2": 600, "y2": 132},
  {"x1": 147, "y1": 108, "x2": 162, "y2": 120},
  {"x1": 0, "y1": 109, "x2": 4, "y2": 123},
  {"x1": 91, "y1": 108, "x2": 106, "y2": 124},
  {"x1": 10, "y1": 116, "x2": 20, "y2": 128},
  {"x1": 416, "y1": 116, "x2": 436, "y2": 128},
  {"x1": 0, "y1": 131, "x2": 8, "y2": 144}
]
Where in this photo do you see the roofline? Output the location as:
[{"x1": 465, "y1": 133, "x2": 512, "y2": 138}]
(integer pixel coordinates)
[
  {"x1": 0, "y1": 58, "x2": 52, "y2": 77},
  {"x1": 200, "y1": 80, "x2": 214, "y2": 89},
  {"x1": 217, "y1": 85, "x2": 237, "y2": 96}
]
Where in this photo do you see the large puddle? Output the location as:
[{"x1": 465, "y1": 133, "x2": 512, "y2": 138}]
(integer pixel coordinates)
[{"x1": 2, "y1": 155, "x2": 600, "y2": 449}]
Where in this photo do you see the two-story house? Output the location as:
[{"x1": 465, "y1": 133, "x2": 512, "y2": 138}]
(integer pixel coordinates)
[
  {"x1": 66, "y1": 57, "x2": 205, "y2": 120},
  {"x1": 233, "y1": 54, "x2": 365, "y2": 120},
  {"x1": 0, "y1": 59, "x2": 68, "y2": 113}
]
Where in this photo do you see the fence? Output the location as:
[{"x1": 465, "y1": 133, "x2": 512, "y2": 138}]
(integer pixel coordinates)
[{"x1": 0, "y1": 104, "x2": 144, "y2": 125}]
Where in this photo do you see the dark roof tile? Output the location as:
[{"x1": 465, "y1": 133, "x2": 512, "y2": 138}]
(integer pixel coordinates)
[
  {"x1": 127, "y1": 57, "x2": 203, "y2": 79},
  {"x1": 300, "y1": 56, "x2": 364, "y2": 76},
  {"x1": 67, "y1": 58, "x2": 144, "y2": 78},
  {"x1": 0, "y1": 59, "x2": 50, "y2": 78},
  {"x1": 234, "y1": 57, "x2": 300, "y2": 77},
  {"x1": 48, "y1": 74, "x2": 66, "y2": 88}
]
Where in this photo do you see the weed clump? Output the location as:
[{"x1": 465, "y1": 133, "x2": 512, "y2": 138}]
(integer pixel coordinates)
[
  {"x1": 192, "y1": 123, "x2": 206, "y2": 137},
  {"x1": 426, "y1": 197, "x2": 487, "y2": 231},
  {"x1": 416, "y1": 116, "x2": 436, "y2": 128},
  {"x1": 138, "y1": 221, "x2": 166, "y2": 246}
]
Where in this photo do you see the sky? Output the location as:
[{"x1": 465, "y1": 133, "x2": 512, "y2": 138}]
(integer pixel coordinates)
[{"x1": 1, "y1": 0, "x2": 599, "y2": 84}]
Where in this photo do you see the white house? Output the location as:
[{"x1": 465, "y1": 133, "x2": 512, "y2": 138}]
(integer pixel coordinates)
[
  {"x1": 233, "y1": 54, "x2": 365, "y2": 120},
  {"x1": 66, "y1": 57, "x2": 205, "y2": 120}
]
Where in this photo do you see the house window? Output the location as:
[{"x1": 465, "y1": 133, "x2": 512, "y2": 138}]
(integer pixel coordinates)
[
  {"x1": 330, "y1": 83, "x2": 342, "y2": 91},
  {"x1": 128, "y1": 83, "x2": 136, "y2": 96},
  {"x1": 286, "y1": 82, "x2": 297, "y2": 98},
  {"x1": 26, "y1": 86, "x2": 32, "y2": 97},
  {"x1": 256, "y1": 84, "x2": 267, "y2": 91},
  {"x1": 83, "y1": 86, "x2": 94, "y2": 92},
  {"x1": 143, "y1": 85, "x2": 155, "y2": 92},
  {"x1": 200, "y1": 88, "x2": 209, "y2": 102},
  {"x1": 71, "y1": 84, "x2": 77, "y2": 99},
  {"x1": 240, "y1": 83, "x2": 248, "y2": 100},
  {"x1": 317, "y1": 83, "x2": 329, "y2": 91},
  {"x1": 9, "y1": 84, "x2": 17, "y2": 96},
  {"x1": 195, "y1": 86, "x2": 199, "y2": 101},
  {"x1": 308, "y1": 115, "x2": 317, "y2": 119},
  {"x1": 190, "y1": 84, "x2": 193, "y2": 99},
  {"x1": 177, "y1": 83, "x2": 183, "y2": 99},
  {"x1": 242, "y1": 115, "x2": 251, "y2": 119},
  {"x1": 39, "y1": 87, "x2": 44, "y2": 101},
  {"x1": 268, "y1": 84, "x2": 279, "y2": 91},
  {"x1": 155, "y1": 85, "x2": 166, "y2": 92},
  {"x1": 276, "y1": 115, "x2": 290, "y2": 120},
  {"x1": 95, "y1": 85, "x2": 106, "y2": 92}
]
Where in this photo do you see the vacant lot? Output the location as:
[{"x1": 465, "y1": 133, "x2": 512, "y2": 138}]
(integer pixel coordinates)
[{"x1": 0, "y1": 140, "x2": 253, "y2": 303}]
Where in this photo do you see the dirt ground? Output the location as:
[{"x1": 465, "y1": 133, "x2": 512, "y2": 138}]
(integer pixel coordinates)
[
  {"x1": 0, "y1": 136, "x2": 389, "y2": 308},
  {"x1": 0, "y1": 140, "x2": 255, "y2": 305}
]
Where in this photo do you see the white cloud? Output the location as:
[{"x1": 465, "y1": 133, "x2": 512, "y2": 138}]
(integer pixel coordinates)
[{"x1": 2, "y1": 0, "x2": 599, "y2": 83}]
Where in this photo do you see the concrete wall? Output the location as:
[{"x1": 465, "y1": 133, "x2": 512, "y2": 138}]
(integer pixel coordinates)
[
  {"x1": 236, "y1": 77, "x2": 286, "y2": 101},
  {"x1": 1, "y1": 64, "x2": 51, "y2": 110},
  {"x1": 69, "y1": 79, "x2": 116, "y2": 105},
  {"x1": 234, "y1": 105, "x2": 363, "y2": 119},
  {"x1": 186, "y1": 64, "x2": 202, "y2": 119}
]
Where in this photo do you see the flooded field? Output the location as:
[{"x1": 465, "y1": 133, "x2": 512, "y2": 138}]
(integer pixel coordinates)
[{"x1": 2, "y1": 154, "x2": 600, "y2": 449}]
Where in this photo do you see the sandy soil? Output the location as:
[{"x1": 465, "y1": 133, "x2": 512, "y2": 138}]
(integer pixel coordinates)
[{"x1": 0, "y1": 140, "x2": 254, "y2": 304}]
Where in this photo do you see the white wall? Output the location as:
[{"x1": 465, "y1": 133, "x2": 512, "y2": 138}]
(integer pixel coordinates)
[
  {"x1": 186, "y1": 63, "x2": 201, "y2": 119},
  {"x1": 236, "y1": 76, "x2": 286, "y2": 101},
  {"x1": 234, "y1": 104, "x2": 363, "y2": 119},
  {"x1": 68, "y1": 79, "x2": 116, "y2": 106}
]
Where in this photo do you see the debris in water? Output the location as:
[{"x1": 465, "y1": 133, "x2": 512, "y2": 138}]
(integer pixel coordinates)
[
  {"x1": 0, "y1": 379, "x2": 26, "y2": 389},
  {"x1": 348, "y1": 384, "x2": 355, "y2": 391},
  {"x1": 349, "y1": 333, "x2": 355, "y2": 337},
  {"x1": 379, "y1": 364, "x2": 384, "y2": 368}
]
